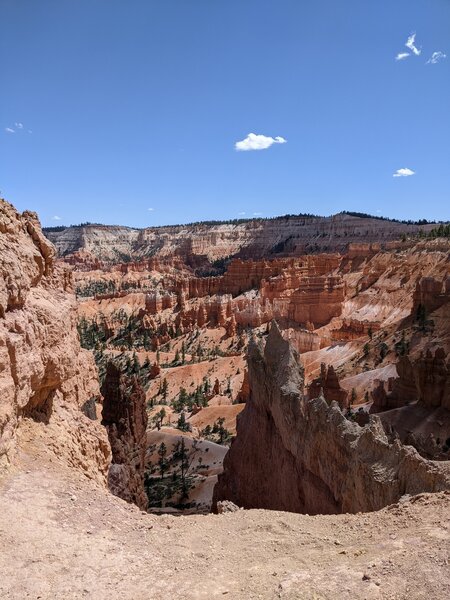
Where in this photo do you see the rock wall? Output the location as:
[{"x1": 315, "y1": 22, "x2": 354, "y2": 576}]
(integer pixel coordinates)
[
  {"x1": 371, "y1": 350, "x2": 450, "y2": 414},
  {"x1": 213, "y1": 323, "x2": 450, "y2": 514},
  {"x1": 101, "y1": 362, "x2": 148, "y2": 510},
  {"x1": 45, "y1": 213, "x2": 435, "y2": 263},
  {"x1": 413, "y1": 276, "x2": 450, "y2": 315},
  {"x1": 0, "y1": 199, "x2": 110, "y2": 481}
]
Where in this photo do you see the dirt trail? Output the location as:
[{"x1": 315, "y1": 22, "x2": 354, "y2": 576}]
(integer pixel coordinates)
[{"x1": 0, "y1": 439, "x2": 449, "y2": 600}]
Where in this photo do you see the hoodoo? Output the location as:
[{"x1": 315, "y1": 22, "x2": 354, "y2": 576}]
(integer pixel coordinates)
[
  {"x1": 213, "y1": 322, "x2": 450, "y2": 514},
  {"x1": 101, "y1": 362, "x2": 149, "y2": 510}
]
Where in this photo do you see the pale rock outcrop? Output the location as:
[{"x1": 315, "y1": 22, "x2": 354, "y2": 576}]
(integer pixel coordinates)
[
  {"x1": 45, "y1": 213, "x2": 434, "y2": 263},
  {"x1": 0, "y1": 199, "x2": 110, "y2": 481},
  {"x1": 213, "y1": 322, "x2": 450, "y2": 514}
]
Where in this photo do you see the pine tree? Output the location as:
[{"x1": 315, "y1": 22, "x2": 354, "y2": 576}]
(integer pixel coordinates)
[
  {"x1": 174, "y1": 438, "x2": 190, "y2": 500},
  {"x1": 161, "y1": 378, "x2": 168, "y2": 402},
  {"x1": 157, "y1": 442, "x2": 168, "y2": 478},
  {"x1": 177, "y1": 411, "x2": 189, "y2": 432},
  {"x1": 132, "y1": 351, "x2": 140, "y2": 374}
]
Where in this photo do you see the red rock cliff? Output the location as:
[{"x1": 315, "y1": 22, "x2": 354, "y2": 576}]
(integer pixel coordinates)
[
  {"x1": 213, "y1": 323, "x2": 450, "y2": 514},
  {"x1": 0, "y1": 199, "x2": 110, "y2": 480}
]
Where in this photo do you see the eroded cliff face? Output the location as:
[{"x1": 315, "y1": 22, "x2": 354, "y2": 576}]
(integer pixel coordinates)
[
  {"x1": 45, "y1": 213, "x2": 436, "y2": 264},
  {"x1": 371, "y1": 349, "x2": 450, "y2": 414},
  {"x1": 0, "y1": 199, "x2": 110, "y2": 481},
  {"x1": 101, "y1": 363, "x2": 148, "y2": 510},
  {"x1": 213, "y1": 323, "x2": 450, "y2": 514}
]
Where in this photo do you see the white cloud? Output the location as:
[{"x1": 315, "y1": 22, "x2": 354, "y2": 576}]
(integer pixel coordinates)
[
  {"x1": 15, "y1": 122, "x2": 23, "y2": 129},
  {"x1": 238, "y1": 211, "x2": 246, "y2": 215},
  {"x1": 405, "y1": 33, "x2": 421, "y2": 56},
  {"x1": 51, "y1": 215, "x2": 62, "y2": 220},
  {"x1": 235, "y1": 133, "x2": 287, "y2": 151},
  {"x1": 147, "y1": 207, "x2": 154, "y2": 211},
  {"x1": 5, "y1": 127, "x2": 15, "y2": 133},
  {"x1": 393, "y1": 168, "x2": 415, "y2": 178},
  {"x1": 253, "y1": 212, "x2": 263, "y2": 216},
  {"x1": 427, "y1": 51, "x2": 446, "y2": 64},
  {"x1": 396, "y1": 52, "x2": 410, "y2": 61}
]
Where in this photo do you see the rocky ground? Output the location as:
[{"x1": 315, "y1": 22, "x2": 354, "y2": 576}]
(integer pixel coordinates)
[{"x1": 1, "y1": 430, "x2": 449, "y2": 600}]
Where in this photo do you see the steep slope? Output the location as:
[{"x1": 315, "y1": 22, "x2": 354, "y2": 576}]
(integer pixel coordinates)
[
  {"x1": 213, "y1": 323, "x2": 450, "y2": 514},
  {"x1": 0, "y1": 199, "x2": 109, "y2": 481}
]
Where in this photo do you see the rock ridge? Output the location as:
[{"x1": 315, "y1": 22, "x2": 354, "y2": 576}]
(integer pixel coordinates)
[
  {"x1": 0, "y1": 198, "x2": 110, "y2": 481},
  {"x1": 213, "y1": 322, "x2": 450, "y2": 514}
]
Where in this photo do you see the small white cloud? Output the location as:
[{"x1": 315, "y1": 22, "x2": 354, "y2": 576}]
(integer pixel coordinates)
[
  {"x1": 405, "y1": 33, "x2": 421, "y2": 56},
  {"x1": 253, "y1": 212, "x2": 263, "y2": 216},
  {"x1": 15, "y1": 122, "x2": 23, "y2": 129},
  {"x1": 235, "y1": 133, "x2": 287, "y2": 151},
  {"x1": 147, "y1": 207, "x2": 154, "y2": 211},
  {"x1": 393, "y1": 168, "x2": 415, "y2": 178},
  {"x1": 396, "y1": 52, "x2": 410, "y2": 61},
  {"x1": 5, "y1": 127, "x2": 15, "y2": 133},
  {"x1": 427, "y1": 51, "x2": 446, "y2": 64},
  {"x1": 238, "y1": 211, "x2": 246, "y2": 216},
  {"x1": 51, "y1": 215, "x2": 62, "y2": 221}
]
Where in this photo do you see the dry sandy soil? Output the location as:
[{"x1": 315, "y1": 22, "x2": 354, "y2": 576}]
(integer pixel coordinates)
[{"x1": 0, "y1": 428, "x2": 449, "y2": 600}]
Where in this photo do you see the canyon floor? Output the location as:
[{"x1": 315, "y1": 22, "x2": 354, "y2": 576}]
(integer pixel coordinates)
[{"x1": 1, "y1": 428, "x2": 449, "y2": 600}]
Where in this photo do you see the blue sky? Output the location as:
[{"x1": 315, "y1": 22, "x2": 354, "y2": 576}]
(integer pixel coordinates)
[{"x1": 1, "y1": 0, "x2": 449, "y2": 227}]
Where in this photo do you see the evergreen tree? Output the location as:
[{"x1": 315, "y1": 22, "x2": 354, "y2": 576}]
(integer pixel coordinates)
[
  {"x1": 157, "y1": 442, "x2": 168, "y2": 479},
  {"x1": 153, "y1": 408, "x2": 166, "y2": 430},
  {"x1": 173, "y1": 438, "x2": 190, "y2": 500},
  {"x1": 132, "y1": 351, "x2": 140, "y2": 373},
  {"x1": 161, "y1": 378, "x2": 168, "y2": 402},
  {"x1": 177, "y1": 412, "x2": 189, "y2": 432}
]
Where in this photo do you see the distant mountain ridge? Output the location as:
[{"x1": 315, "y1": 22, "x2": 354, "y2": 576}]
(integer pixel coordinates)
[
  {"x1": 43, "y1": 210, "x2": 439, "y2": 234},
  {"x1": 43, "y1": 211, "x2": 438, "y2": 264}
]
